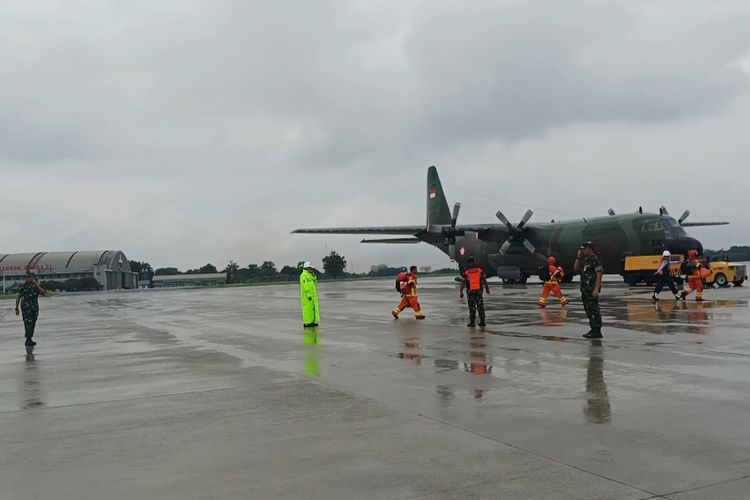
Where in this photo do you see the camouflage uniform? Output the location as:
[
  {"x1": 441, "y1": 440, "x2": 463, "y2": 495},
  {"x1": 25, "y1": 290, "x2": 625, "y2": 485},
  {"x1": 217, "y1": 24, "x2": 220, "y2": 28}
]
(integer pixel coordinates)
[
  {"x1": 579, "y1": 255, "x2": 603, "y2": 333},
  {"x1": 461, "y1": 266, "x2": 488, "y2": 326},
  {"x1": 17, "y1": 282, "x2": 40, "y2": 341}
]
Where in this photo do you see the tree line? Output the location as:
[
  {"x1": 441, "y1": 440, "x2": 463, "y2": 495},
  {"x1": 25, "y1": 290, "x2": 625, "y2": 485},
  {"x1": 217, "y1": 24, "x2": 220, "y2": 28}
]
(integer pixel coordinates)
[{"x1": 130, "y1": 250, "x2": 454, "y2": 286}]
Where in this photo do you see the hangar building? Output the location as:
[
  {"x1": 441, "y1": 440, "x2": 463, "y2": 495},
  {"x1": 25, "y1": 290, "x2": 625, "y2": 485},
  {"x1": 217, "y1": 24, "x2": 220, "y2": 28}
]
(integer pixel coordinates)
[{"x1": 0, "y1": 250, "x2": 137, "y2": 291}]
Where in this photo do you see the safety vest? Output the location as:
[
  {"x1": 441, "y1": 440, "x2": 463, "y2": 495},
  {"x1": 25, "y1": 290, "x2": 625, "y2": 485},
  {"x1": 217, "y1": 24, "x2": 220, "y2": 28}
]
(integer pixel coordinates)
[
  {"x1": 464, "y1": 267, "x2": 484, "y2": 291},
  {"x1": 548, "y1": 265, "x2": 563, "y2": 282}
]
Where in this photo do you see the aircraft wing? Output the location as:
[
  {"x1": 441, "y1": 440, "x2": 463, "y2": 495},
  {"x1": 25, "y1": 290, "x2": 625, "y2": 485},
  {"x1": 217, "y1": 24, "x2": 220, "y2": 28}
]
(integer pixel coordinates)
[
  {"x1": 292, "y1": 226, "x2": 425, "y2": 235},
  {"x1": 680, "y1": 222, "x2": 729, "y2": 227}
]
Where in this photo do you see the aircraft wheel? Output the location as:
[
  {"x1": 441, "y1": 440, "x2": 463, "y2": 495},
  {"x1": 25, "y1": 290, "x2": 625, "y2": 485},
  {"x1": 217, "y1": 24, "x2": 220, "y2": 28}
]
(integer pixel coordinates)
[{"x1": 714, "y1": 273, "x2": 728, "y2": 287}]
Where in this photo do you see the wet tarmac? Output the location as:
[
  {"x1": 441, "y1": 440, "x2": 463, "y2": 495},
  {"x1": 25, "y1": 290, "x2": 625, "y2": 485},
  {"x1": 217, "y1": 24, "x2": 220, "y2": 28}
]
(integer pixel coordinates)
[{"x1": 1, "y1": 277, "x2": 749, "y2": 499}]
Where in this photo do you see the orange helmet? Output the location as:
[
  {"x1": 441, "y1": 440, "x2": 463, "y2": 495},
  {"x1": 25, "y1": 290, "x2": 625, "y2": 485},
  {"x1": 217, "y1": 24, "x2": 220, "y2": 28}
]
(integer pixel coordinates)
[{"x1": 547, "y1": 256, "x2": 556, "y2": 264}]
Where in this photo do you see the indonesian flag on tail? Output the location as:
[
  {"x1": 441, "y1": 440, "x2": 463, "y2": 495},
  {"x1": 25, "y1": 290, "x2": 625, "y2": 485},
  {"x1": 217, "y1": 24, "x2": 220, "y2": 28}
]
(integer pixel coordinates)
[{"x1": 429, "y1": 188, "x2": 437, "y2": 199}]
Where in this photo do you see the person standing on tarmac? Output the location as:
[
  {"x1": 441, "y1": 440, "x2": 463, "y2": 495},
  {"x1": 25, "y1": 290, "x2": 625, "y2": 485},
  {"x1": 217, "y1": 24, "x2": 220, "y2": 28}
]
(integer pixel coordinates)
[
  {"x1": 459, "y1": 256, "x2": 490, "y2": 327},
  {"x1": 392, "y1": 265, "x2": 426, "y2": 320},
  {"x1": 574, "y1": 242, "x2": 604, "y2": 339},
  {"x1": 652, "y1": 250, "x2": 680, "y2": 301},
  {"x1": 15, "y1": 272, "x2": 47, "y2": 347},
  {"x1": 538, "y1": 256, "x2": 569, "y2": 308},
  {"x1": 299, "y1": 262, "x2": 320, "y2": 328}
]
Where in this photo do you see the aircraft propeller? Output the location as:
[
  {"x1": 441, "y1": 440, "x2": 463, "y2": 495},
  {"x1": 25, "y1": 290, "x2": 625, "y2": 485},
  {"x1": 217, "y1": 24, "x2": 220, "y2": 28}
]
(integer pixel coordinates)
[
  {"x1": 442, "y1": 202, "x2": 464, "y2": 259},
  {"x1": 678, "y1": 210, "x2": 691, "y2": 225},
  {"x1": 495, "y1": 209, "x2": 535, "y2": 255},
  {"x1": 660, "y1": 206, "x2": 694, "y2": 226}
]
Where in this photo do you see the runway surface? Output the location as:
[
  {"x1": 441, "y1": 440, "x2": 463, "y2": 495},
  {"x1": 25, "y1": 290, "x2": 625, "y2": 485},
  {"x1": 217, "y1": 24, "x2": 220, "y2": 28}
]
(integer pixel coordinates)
[{"x1": 1, "y1": 277, "x2": 749, "y2": 499}]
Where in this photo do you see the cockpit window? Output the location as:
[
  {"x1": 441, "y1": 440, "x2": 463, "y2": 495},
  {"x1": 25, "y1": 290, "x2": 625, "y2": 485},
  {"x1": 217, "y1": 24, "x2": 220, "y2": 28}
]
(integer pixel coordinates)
[{"x1": 639, "y1": 218, "x2": 687, "y2": 239}]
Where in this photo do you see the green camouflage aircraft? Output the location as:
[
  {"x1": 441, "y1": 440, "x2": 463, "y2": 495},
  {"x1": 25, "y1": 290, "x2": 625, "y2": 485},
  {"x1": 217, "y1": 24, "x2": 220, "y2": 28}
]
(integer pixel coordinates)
[{"x1": 293, "y1": 166, "x2": 728, "y2": 283}]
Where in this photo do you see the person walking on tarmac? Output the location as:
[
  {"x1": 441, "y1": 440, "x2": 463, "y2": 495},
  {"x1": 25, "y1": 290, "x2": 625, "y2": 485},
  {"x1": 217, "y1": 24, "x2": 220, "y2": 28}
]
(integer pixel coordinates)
[
  {"x1": 299, "y1": 262, "x2": 320, "y2": 328},
  {"x1": 538, "y1": 256, "x2": 569, "y2": 308},
  {"x1": 574, "y1": 242, "x2": 604, "y2": 339},
  {"x1": 459, "y1": 256, "x2": 490, "y2": 327},
  {"x1": 680, "y1": 249, "x2": 708, "y2": 301},
  {"x1": 15, "y1": 272, "x2": 47, "y2": 347},
  {"x1": 392, "y1": 265, "x2": 426, "y2": 320},
  {"x1": 652, "y1": 250, "x2": 680, "y2": 301}
]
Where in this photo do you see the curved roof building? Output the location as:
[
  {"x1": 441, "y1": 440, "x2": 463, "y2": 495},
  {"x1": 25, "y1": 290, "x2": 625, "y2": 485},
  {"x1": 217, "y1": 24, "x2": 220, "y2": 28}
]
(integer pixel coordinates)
[{"x1": 0, "y1": 250, "x2": 137, "y2": 291}]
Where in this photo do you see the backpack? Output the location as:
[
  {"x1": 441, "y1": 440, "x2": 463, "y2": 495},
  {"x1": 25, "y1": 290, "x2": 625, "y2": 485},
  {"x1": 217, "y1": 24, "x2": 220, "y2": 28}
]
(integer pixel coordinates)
[
  {"x1": 538, "y1": 265, "x2": 550, "y2": 281},
  {"x1": 681, "y1": 259, "x2": 695, "y2": 275},
  {"x1": 395, "y1": 272, "x2": 408, "y2": 293}
]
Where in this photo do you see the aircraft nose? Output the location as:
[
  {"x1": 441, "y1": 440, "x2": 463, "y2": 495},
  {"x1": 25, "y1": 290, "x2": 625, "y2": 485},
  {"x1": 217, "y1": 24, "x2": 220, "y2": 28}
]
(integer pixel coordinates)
[{"x1": 669, "y1": 237, "x2": 703, "y2": 256}]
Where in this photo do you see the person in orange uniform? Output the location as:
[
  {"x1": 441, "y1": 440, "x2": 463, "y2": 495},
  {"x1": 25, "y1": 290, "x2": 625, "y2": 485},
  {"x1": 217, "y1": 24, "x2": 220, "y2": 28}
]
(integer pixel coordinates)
[
  {"x1": 681, "y1": 249, "x2": 708, "y2": 301},
  {"x1": 538, "y1": 256, "x2": 569, "y2": 308},
  {"x1": 392, "y1": 266, "x2": 426, "y2": 320},
  {"x1": 459, "y1": 256, "x2": 490, "y2": 327}
]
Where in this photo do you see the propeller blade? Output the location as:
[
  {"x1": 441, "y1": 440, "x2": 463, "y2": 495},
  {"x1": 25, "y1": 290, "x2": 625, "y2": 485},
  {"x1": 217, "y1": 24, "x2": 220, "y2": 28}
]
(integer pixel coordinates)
[
  {"x1": 659, "y1": 206, "x2": 669, "y2": 216},
  {"x1": 522, "y1": 239, "x2": 536, "y2": 254},
  {"x1": 496, "y1": 211, "x2": 514, "y2": 231},
  {"x1": 518, "y1": 209, "x2": 533, "y2": 230},
  {"x1": 678, "y1": 209, "x2": 691, "y2": 225},
  {"x1": 451, "y1": 203, "x2": 461, "y2": 228},
  {"x1": 608, "y1": 208, "x2": 616, "y2": 216},
  {"x1": 499, "y1": 240, "x2": 512, "y2": 255}
]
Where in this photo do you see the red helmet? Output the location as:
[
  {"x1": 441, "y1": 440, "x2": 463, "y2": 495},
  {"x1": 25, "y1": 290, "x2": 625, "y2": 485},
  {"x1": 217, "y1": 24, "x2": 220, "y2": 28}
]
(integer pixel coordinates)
[
  {"x1": 688, "y1": 249, "x2": 698, "y2": 258},
  {"x1": 547, "y1": 256, "x2": 556, "y2": 264}
]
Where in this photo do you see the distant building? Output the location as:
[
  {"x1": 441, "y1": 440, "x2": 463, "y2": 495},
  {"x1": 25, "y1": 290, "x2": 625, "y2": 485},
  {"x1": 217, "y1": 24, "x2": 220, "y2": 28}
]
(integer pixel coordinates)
[
  {"x1": 370, "y1": 264, "x2": 388, "y2": 273},
  {"x1": 0, "y1": 250, "x2": 137, "y2": 292},
  {"x1": 152, "y1": 273, "x2": 227, "y2": 288}
]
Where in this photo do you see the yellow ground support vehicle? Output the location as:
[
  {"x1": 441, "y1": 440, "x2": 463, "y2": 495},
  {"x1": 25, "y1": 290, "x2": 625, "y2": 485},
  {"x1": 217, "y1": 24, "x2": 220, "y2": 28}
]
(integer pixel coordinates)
[
  {"x1": 622, "y1": 255, "x2": 684, "y2": 287},
  {"x1": 706, "y1": 262, "x2": 747, "y2": 287}
]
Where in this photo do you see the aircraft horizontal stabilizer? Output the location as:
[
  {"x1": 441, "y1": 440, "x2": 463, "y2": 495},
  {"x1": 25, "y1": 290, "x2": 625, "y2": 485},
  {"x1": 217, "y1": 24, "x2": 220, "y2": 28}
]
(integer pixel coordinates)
[
  {"x1": 680, "y1": 222, "x2": 730, "y2": 227},
  {"x1": 360, "y1": 238, "x2": 422, "y2": 244}
]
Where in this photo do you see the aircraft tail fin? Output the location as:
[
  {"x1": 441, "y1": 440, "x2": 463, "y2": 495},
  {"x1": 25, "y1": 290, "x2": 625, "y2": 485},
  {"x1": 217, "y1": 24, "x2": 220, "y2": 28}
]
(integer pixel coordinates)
[{"x1": 427, "y1": 166, "x2": 452, "y2": 229}]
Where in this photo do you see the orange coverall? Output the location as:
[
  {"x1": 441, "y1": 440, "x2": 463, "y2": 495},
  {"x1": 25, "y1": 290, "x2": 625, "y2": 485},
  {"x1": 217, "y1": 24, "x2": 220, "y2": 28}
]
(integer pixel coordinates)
[
  {"x1": 682, "y1": 252, "x2": 708, "y2": 301},
  {"x1": 392, "y1": 273, "x2": 425, "y2": 319},
  {"x1": 538, "y1": 263, "x2": 569, "y2": 307}
]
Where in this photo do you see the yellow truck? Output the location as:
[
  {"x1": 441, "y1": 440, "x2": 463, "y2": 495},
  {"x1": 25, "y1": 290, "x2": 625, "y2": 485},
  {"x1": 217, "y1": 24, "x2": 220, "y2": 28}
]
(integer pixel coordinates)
[
  {"x1": 706, "y1": 261, "x2": 747, "y2": 287},
  {"x1": 622, "y1": 255, "x2": 684, "y2": 287}
]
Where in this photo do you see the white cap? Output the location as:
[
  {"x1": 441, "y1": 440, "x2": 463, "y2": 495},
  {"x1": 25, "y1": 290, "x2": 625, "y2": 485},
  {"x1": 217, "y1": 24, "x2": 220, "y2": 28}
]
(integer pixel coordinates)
[
  {"x1": 662, "y1": 250, "x2": 671, "y2": 257},
  {"x1": 303, "y1": 261, "x2": 312, "y2": 269}
]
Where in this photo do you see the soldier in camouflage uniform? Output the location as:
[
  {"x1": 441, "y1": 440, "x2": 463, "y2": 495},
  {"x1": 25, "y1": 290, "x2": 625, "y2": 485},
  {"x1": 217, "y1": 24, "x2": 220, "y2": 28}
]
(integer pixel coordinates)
[
  {"x1": 573, "y1": 242, "x2": 604, "y2": 339},
  {"x1": 15, "y1": 272, "x2": 47, "y2": 346},
  {"x1": 459, "y1": 256, "x2": 490, "y2": 327}
]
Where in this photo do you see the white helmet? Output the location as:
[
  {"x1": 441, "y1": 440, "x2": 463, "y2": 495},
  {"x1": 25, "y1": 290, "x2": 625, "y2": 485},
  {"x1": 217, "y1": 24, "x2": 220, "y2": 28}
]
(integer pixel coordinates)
[{"x1": 662, "y1": 250, "x2": 671, "y2": 257}]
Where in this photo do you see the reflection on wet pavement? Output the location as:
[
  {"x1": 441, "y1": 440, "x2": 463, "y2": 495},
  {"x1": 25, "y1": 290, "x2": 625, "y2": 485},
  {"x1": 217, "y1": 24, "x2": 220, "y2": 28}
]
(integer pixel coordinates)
[
  {"x1": 303, "y1": 328, "x2": 320, "y2": 378},
  {"x1": 584, "y1": 341, "x2": 610, "y2": 424}
]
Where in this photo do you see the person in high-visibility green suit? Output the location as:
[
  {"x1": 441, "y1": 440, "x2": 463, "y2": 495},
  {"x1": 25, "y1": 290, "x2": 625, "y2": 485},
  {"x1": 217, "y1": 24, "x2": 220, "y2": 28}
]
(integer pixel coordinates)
[{"x1": 300, "y1": 262, "x2": 320, "y2": 328}]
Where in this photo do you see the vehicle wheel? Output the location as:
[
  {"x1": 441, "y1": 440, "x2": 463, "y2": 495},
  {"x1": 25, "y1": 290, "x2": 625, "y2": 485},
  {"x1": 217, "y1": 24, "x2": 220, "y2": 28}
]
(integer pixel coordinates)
[
  {"x1": 714, "y1": 273, "x2": 728, "y2": 287},
  {"x1": 502, "y1": 278, "x2": 517, "y2": 285},
  {"x1": 733, "y1": 279, "x2": 744, "y2": 287},
  {"x1": 625, "y1": 278, "x2": 638, "y2": 286},
  {"x1": 518, "y1": 276, "x2": 528, "y2": 285},
  {"x1": 645, "y1": 278, "x2": 654, "y2": 286}
]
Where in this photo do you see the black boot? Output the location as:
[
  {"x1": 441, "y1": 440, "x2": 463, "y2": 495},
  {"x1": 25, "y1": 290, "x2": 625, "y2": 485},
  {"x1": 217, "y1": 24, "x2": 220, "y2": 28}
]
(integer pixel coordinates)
[
  {"x1": 583, "y1": 329, "x2": 603, "y2": 339},
  {"x1": 25, "y1": 338, "x2": 36, "y2": 346}
]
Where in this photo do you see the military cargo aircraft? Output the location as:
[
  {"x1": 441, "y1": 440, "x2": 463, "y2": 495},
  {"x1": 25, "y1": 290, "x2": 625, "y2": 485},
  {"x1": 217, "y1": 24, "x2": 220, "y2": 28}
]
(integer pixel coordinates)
[{"x1": 293, "y1": 167, "x2": 728, "y2": 283}]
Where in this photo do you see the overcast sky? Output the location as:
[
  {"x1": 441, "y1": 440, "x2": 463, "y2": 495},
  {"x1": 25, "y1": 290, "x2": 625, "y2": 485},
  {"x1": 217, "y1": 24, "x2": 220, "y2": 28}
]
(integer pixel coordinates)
[{"x1": 2, "y1": 1, "x2": 749, "y2": 271}]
